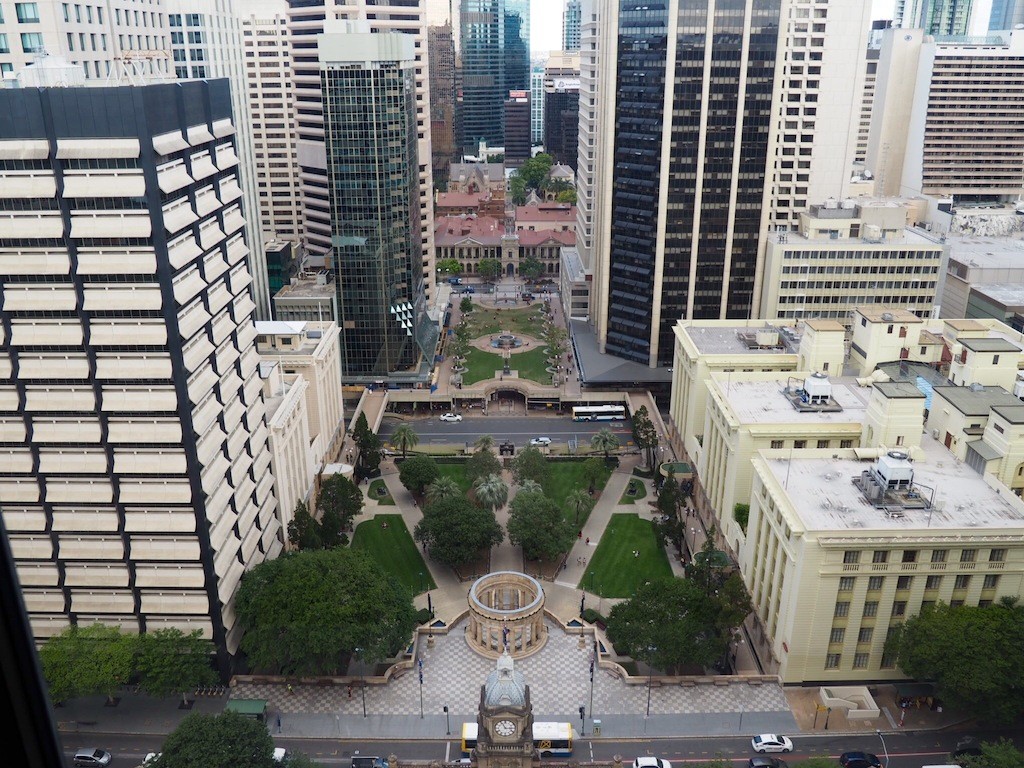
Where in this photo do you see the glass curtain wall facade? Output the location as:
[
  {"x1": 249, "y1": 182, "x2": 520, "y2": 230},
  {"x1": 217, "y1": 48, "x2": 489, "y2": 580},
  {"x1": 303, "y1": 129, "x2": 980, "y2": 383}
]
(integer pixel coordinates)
[
  {"x1": 321, "y1": 36, "x2": 436, "y2": 380},
  {"x1": 604, "y1": 0, "x2": 780, "y2": 367},
  {"x1": 564, "y1": 0, "x2": 582, "y2": 52}
]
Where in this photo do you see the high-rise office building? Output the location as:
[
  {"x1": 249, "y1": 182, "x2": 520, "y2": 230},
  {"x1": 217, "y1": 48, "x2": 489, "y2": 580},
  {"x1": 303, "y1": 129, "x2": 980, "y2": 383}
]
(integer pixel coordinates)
[
  {"x1": 286, "y1": 0, "x2": 436, "y2": 308},
  {"x1": 0, "y1": 78, "x2": 278, "y2": 673},
  {"x1": 320, "y1": 31, "x2": 438, "y2": 381},
  {"x1": 990, "y1": 0, "x2": 1024, "y2": 27},
  {"x1": 575, "y1": 0, "x2": 606, "y2": 276},
  {"x1": 505, "y1": 89, "x2": 531, "y2": 166},
  {"x1": 543, "y1": 52, "x2": 580, "y2": 170},
  {"x1": 242, "y1": 0, "x2": 304, "y2": 246},
  {"x1": 428, "y1": 21, "x2": 459, "y2": 187},
  {"x1": 0, "y1": 0, "x2": 171, "y2": 80},
  {"x1": 459, "y1": 0, "x2": 529, "y2": 152},
  {"x1": 530, "y1": 66, "x2": 544, "y2": 146},
  {"x1": 166, "y1": 0, "x2": 272, "y2": 319},
  {"x1": 896, "y1": 0, "x2": 984, "y2": 35},
  {"x1": 586, "y1": 1, "x2": 870, "y2": 369},
  {"x1": 563, "y1": 0, "x2": 581, "y2": 52}
]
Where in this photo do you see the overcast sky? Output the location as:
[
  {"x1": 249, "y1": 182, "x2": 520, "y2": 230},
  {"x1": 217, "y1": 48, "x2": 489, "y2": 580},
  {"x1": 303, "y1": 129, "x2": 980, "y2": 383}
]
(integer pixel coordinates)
[{"x1": 530, "y1": 0, "x2": 899, "y2": 54}]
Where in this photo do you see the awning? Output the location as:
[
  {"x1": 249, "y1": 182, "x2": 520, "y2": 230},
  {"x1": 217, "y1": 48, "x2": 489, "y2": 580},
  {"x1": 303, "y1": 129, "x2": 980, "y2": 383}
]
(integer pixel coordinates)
[
  {"x1": 895, "y1": 682, "x2": 935, "y2": 697},
  {"x1": 225, "y1": 698, "x2": 267, "y2": 717},
  {"x1": 966, "y1": 439, "x2": 1002, "y2": 462}
]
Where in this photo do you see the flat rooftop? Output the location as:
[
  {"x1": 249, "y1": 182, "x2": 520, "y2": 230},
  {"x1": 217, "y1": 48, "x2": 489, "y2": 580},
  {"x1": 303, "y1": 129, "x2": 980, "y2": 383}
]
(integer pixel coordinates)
[
  {"x1": 764, "y1": 436, "x2": 1024, "y2": 532},
  {"x1": 684, "y1": 325, "x2": 800, "y2": 356},
  {"x1": 857, "y1": 307, "x2": 922, "y2": 323},
  {"x1": 718, "y1": 377, "x2": 871, "y2": 424},
  {"x1": 971, "y1": 283, "x2": 1024, "y2": 308},
  {"x1": 274, "y1": 278, "x2": 335, "y2": 299},
  {"x1": 770, "y1": 227, "x2": 939, "y2": 248},
  {"x1": 931, "y1": 384, "x2": 1021, "y2": 416},
  {"x1": 960, "y1": 336, "x2": 1022, "y2": 353},
  {"x1": 947, "y1": 235, "x2": 1024, "y2": 270}
]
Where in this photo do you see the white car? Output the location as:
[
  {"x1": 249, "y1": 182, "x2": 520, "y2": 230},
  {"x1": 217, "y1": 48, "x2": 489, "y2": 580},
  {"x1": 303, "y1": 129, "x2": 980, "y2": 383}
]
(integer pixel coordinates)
[
  {"x1": 529, "y1": 437, "x2": 552, "y2": 446},
  {"x1": 633, "y1": 759, "x2": 672, "y2": 768},
  {"x1": 274, "y1": 747, "x2": 289, "y2": 764},
  {"x1": 752, "y1": 735, "x2": 793, "y2": 754},
  {"x1": 439, "y1": 412, "x2": 462, "y2": 422}
]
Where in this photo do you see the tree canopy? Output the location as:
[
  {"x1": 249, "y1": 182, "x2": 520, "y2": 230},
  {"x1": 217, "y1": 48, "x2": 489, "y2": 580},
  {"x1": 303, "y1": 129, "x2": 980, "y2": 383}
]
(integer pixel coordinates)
[
  {"x1": 477, "y1": 258, "x2": 502, "y2": 281},
  {"x1": 507, "y1": 490, "x2": 576, "y2": 561},
  {"x1": 156, "y1": 710, "x2": 277, "y2": 768},
  {"x1": 466, "y1": 446, "x2": 502, "y2": 485},
  {"x1": 352, "y1": 413, "x2": 383, "y2": 477},
  {"x1": 436, "y1": 257, "x2": 462, "y2": 275},
  {"x1": 590, "y1": 428, "x2": 620, "y2": 459},
  {"x1": 135, "y1": 629, "x2": 217, "y2": 704},
  {"x1": 391, "y1": 423, "x2": 419, "y2": 458},
  {"x1": 472, "y1": 472, "x2": 509, "y2": 511},
  {"x1": 414, "y1": 495, "x2": 504, "y2": 569},
  {"x1": 235, "y1": 548, "x2": 416, "y2": 674},
  {"x1": 398, "y1": 454, "x2": 440, "y2": 496},
  {"x1": 317, "y1": 474, "x2": 363, "y2": 545},
  {"x1": 39, "y1": 623, "x2": 136, "y2": 704},
  {"x1": 511, "y1": 447, "x2": 549, "y2": 487},
  {"x1": 885, "y1": 599, "x2": 1024, "y2": 724},
  {"x1": 960, "y1": 739, "x2": 1024, "y2": 768},
  {"x1": 287, "y1": 500, "x2": 323, "y2": 551},
  {"x1": 631, "y1": 405, "x2": 660, "y2": 469},
  {"x1": 518, "y1": 255, "x2": 544, "y2": 281}
]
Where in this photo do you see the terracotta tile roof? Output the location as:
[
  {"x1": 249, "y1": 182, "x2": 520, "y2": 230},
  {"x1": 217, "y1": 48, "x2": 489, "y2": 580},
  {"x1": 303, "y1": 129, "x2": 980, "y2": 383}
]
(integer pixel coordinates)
[
  {"x1": 434, "y1": 215, "x2": 505, "y2": 246},
  {"x1": 518, "y1": 229, "x2": 575, "y2": 247},
  {"x1": 436, "y1": 192, "x2": 485, "y2": 208},
  {"x1": 515, "y1": 203, "x2": 577, "y2": 222}
]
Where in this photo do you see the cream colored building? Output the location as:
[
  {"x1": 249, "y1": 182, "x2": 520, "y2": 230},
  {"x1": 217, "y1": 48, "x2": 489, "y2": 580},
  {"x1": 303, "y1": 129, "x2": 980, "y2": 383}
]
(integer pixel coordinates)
[
  {"x1": 745, "y1": 442, "x2": 1024, "y2": 683},
  {"x1": 259, "y1": 361, "x2": 314, "y2": 534}
]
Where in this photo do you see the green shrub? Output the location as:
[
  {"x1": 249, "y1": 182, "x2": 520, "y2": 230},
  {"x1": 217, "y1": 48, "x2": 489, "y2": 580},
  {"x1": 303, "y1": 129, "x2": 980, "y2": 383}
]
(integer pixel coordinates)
[
  {"x1": 734, "y1": 503, "x2": 750, "y2": 533},
  {"x1": 414, "y1": 608, "x2": 433, "y2": 625}
]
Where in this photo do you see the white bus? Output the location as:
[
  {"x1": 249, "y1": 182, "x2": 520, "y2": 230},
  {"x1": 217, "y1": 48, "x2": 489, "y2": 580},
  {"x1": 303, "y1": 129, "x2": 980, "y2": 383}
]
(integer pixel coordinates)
[
  {"x1": 571, "y1": 404, "x2": 626, "y2": 422},
  {"x1": 461, "y1": 722, "x2": 574, "y2": 757}
]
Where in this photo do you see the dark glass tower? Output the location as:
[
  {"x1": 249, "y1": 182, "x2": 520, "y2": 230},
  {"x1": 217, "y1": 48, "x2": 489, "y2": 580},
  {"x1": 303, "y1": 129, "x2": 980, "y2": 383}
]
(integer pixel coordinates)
[
  {"x1": 602, "y1": 0, "x2": 781, "y2": 367},
  {"x1": 320, "y1": 32, "x2": 437, "y2": 381}
]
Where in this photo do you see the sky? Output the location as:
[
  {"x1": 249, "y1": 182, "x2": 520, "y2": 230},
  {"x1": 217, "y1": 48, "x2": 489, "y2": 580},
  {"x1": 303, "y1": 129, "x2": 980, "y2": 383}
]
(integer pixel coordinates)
[{"x1": 530, "y1": 0, "x2": 900, "y2": 55}]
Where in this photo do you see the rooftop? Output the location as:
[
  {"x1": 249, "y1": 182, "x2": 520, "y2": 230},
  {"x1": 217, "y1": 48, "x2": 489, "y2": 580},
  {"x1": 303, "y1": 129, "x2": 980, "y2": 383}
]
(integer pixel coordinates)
[
  {"x1": 873, "y1": 381, "x2": 927, "y2": 399},
  {"x1": 959, "y1": 336, "x2": 1021, "y2": 353},
  {"x1": 449, "y1": 162, "x2": 505, "y2": 183},
  {"x1": 683, "y1": 324, "x2": 800, "y2": 356},
  {"x1": 970, "y1": 283, "x2": 1024, "y2": 309},
  {"x1": 434, "y1": 215, "x2": 504, "y2": 246},
  {"x1": 435, "y1": 191, "x2": 486, "y2": 208},
  {"x1": 856, "y1": 307, "x2": 923, "y2": 323},
  {"x1": 769, "y1": 227, "x2": 938, "y2": 248},
  {"x1": 255, "y1": 320, "x2": 307, "y2": 336},
  {"x1": 560, "y1": 246, "x2": 586, "y2": 282},
  {"x1": 805, "y1": 319, "x2": 846, "y2": 332},
  {"x1": 946, "y1": 235, "x2": 1024, "y2": 271},
  {"x1": 716, "y1": 376, "x2": 871, "y2": 424},
  {"x1": 763, "y1": 437, "x2": 1024, "y2": 533},
  {"x1": 929, "y1": 384, "x2": 1022, "y2": 416},
  {"x1": 519, "y1": 229, "x2": 574, "y2": 247},
  {"x1": 274, "y1": 275, "x2": 335, "y2": 300},
  {"x1": 992, "y1": 404, "x2": 1024, "y2": 424},
  {"x1": 516, "y1": 203, "x2": 576, "y2": 222}
]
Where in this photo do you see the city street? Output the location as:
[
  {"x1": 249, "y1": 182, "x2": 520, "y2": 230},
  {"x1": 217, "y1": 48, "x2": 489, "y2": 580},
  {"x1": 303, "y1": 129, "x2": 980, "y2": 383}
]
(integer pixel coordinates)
[{"x1": 377, "y1": 415, "x2": 635, "y2": 447}]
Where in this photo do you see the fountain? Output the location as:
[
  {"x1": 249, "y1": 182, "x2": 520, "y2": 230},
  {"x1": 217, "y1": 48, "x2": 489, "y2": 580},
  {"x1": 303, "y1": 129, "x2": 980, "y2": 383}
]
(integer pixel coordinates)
[{"x1": 490, "y1": 333, "x2": 523, "y2": 349}]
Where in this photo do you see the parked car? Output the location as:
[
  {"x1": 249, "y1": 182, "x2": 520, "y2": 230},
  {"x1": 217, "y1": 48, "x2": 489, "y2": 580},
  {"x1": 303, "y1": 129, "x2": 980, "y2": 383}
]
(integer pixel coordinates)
[
  {"x1": 461, "y1": 286, "x2": 476, "y2": 294},
  {"x1": 73, "y1": 749, "x2": 113, "y2": 767},
  {"x1": 274, "y1": 747, "x2": 289, "y2": 764},
  {"x1": 351, "y1": 757, "x2": 389, "y2": 768},
  {"x1": 447, "y1": 277, "x2": 462, "y2": 285},
  {"x1": 522, "y1": 292, "x2": 536, "y2": 301},
  {"x1": 750, "y1": 758, "x2": 788, "y2": 768},
  {"x1": 752, "y1": 735, "x2": 793, "y2": 754},
  {"x1": 439, "y1": 412, "x2": 463, "y2": 422},
  {"x1": 952, "y1": 737, "x2": 982, "y2": 760},
  {"x1": 529, "y1": 437, "x2": 552, "y2": 446},
  {"x1": 839, "y1": 753, "x2": 881, "y2": 768},
  {"x1": 633, "y1": 758, "x2": 671, "y2": 768}
]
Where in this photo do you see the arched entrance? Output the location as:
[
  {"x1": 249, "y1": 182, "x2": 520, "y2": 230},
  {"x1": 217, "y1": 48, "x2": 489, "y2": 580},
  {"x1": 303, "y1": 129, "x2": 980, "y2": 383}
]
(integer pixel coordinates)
[
  {"x1": 489, "y1": 387, "x2": 526, "y2": 417},
  {"x1": 506, "y1": 262, "x2": 515, "y2": 277}
]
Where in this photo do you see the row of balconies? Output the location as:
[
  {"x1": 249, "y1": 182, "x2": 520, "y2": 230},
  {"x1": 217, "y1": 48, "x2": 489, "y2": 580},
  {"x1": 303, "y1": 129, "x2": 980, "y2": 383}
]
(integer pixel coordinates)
[{"x1": 0, "y1": 477, "x2": 192, "y2": 505}]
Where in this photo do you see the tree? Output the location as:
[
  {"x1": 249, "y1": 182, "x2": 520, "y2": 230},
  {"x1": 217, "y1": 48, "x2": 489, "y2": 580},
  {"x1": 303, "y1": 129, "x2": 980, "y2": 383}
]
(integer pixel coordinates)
[
  {"x1": 414, "y1": 495, "x2": 503, "y2": 569},
  {"x1": 581, "y1": 456, "x2": 608, "y2": 493},
  {"x1": 474, "y1": 434, "x2": 495, "y2": 452},
  {"x1": 286, "y1": 500, "x2": 323, "y2": 551},
  {"x1": 235, "y1": 548, "x2": 416, "y2": 675},
  {"x1": 398, "y1": 454, "x2": 440, "y2": 496},
  {"x1": 518, "y1": 153, "x2": 554, "y2": 189},
  {"x1": 507, "y1": 490, "x2": 577, "y2": 561},
  {"x1": 318, "y1": 474, "x2": 363, "y2": 546},
  {"x1": 518, "y1": 255, "x2": 543, "y2": 281},
  {"x1": 884, "y1": 600, "x2": 1024, "y2": 724},
  {"x1": 518, "y1": 479, "x2": 543, "y2": 495},
  {"x1": 555, "y1": 189, "x2": 577, "y2": 204},
  {"x1": 460, "y1": 296, "x2": 474, "y2": 314},
  {"x1": 425, "y1": 476, "x2": 462, "y2": 506},
  {"x1": 156, "y1": 710, "x2": 277, "y2": 768},
  {"x1": 733, "y1": 503, "x2": 750, "y2": 533},
  {"x1": 135, "y1": 628, "x2": 217, "y2": 706},
  {"x1": 352, "y1": 413, "x2": 383, "y2": 477},
  {"x1": 391, "y1": 423, "x2": 419, "y2": 459},
  {"x1": 631, "y1": 405, "x2": 660, "y2": 470},
  {"x1": 473, "y1": 472, "x2": 509, "y2": 511},
  {"x1": 960, "y1": 739, "x2": 1024, "y2": 768},
  {"x1": 654, "y1": 509, "x2": 685, "y2": 554},
  {"x1": 566, "y1": 488, "x2": 594, "y2": 525},
  {"x1": 546, "y1": 326, "x2": 568, "y2": 358},
  {"x1": 477, "y1": 258, "x2": 502, "y2": 282},
  {"x1": 509, "y1": 174, "x2": 527, "y2": 206},
  {"x1": 39, "y1": 623, "x2": 136, "y2": 705},
  {"x1": 466, "y1": 445, "x2": 502, "y2": 484},
  {"x1": 590, "y1": 427, "x2": 620, "y2": 460},
  {"x1": 656, "y1": 470, "x2": 682, "y2": 519},
  {"x1": 436, "y1": 257, "x2": 462, "y2": 275},
  {"x1": 510, "y1": 446, "x2": 549, "y2": 487}
]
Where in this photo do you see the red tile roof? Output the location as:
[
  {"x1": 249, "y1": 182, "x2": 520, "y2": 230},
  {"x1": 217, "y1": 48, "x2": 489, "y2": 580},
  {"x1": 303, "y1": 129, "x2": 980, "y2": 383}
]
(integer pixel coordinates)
[
  {"x1": 436, "y1": 192, "x2": 486, "y2": 209},
  {"x1": 515, "y1": 203, "x2": 577, "y2": 222},
  {"x1": 518, "y1": 229, "x2": 575, "y2": 247},
  {"x1": 434, "y1": 215, "x2": 505, "y2": 246}
]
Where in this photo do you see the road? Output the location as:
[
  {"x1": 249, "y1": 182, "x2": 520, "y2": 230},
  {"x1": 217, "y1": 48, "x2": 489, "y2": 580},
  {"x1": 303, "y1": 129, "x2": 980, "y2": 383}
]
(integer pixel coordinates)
[
  {"x1": 378, "y1": 415, "x2": 635, "y2": 448},
  {"x1": 64, "y1": 727, "x2": 1009, "y2": 767}
]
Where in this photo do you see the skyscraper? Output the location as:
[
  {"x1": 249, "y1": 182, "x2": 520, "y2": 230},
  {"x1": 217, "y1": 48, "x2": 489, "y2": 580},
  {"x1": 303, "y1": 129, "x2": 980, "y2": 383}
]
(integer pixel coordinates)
[
  {"x1": 563, "y1": 0, "x2": 582, "y2": 52},
  {"x1": 543, "y1": 52, "x2": 580, "y2": 169},
  {"x1": 505, "y1": 89, "x2": 532, "y2": 166},
  {"x1": 0, "y1": 78, "x2": 278, "y2": 673},
  {"x1": 428, "y1": 21, "x2": 459, "y2": 187},
  {"x1": 320, "y1": 30, "x2": 438, "y2": 381},
  {"x1": 587, "y1": 1, "x2": 870, "y2": 368},
  {"x1": 896, "y1": 0, "x2": 981, "y2": 35},
  {"x1": 990, "y1": 0, "x2": 1024, "y2": 27},
  {"x1": 460, "y1": 0, "x2": 529, "y2": 152}
]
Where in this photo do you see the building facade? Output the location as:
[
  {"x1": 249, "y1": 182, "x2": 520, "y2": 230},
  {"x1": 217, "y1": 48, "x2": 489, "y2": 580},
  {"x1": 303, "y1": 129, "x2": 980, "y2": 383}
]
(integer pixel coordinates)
[
  {"x1": 505, "y1": 89, "x2": 531, "y2": 167},
  {"x1": 530, "y1": 66, "x2": 544, "y2": 146},
  {"x1": 320, "y1": 31, "x2": 437, "y2": 382},
  {"x1": 543, "y1": 52, "x2": 579, "y2": 170},
  {"x1": 434, "y1": 215, "x2": 570, "y2": 277},
  {"x1": 428, "y1": 22, "x2": 459, "y2": 188},
  {"x1": 562, "y1": 0, "x2": 580, "y2": 52},
  {"x1": 896, "y1": 0, "x2": 983, "y2": 35},
  {"x1": 0, "y1": 80, "x2": 278, "y2": 672}
]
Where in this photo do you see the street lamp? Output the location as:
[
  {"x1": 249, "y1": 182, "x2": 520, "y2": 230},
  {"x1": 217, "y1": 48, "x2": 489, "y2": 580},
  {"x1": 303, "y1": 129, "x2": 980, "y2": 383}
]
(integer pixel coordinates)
[
  {"x1": 876, "y1": 729, "x2": 889, "y2": 768},
  {"x1": 354, "y1": 647, "x2": 367, "y2": 718},
  {"x1": 444, "y1": 705, "x2": 450, "y2": 735},
  {"x1": 645, "y1": 645, "x2": 656, "y2": 718}
]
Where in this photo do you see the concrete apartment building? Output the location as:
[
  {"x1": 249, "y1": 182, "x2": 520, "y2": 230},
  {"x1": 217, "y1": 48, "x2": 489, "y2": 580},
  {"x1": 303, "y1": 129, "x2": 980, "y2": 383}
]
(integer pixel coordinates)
[
  {"x1": 760, "y1": 197, "x2": 945, "y2": 322},
  {"x1": 0, "y1": 80, "x2": 278, "y2": 672},
  {"x1": 0, "y1": 0, "x2": 171, "y2": 80},
  {"x1": 272, "y1": 272, "x2": 338, "y2": 324},
  {"x1": 573, "y1": 0, "x2": 604, "y2": 281}
]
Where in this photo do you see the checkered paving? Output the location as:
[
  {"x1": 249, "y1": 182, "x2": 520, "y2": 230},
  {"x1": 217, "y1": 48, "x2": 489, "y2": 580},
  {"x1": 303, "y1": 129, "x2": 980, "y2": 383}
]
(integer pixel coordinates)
[{"x1": 233, "y1": 619, "x2": 789, "y2": 720}]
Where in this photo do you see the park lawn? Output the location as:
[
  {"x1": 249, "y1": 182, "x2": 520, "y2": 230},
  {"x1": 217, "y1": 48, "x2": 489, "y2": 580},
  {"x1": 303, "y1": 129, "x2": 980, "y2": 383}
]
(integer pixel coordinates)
[
  {"x1": 578, "y1": 513, "x2": 672, "y2": 598},
  {"x1": 618, "y1": 478, "x2": 647, "y2": 505},
  {"x1": 462, "y1": 347, "x2": 552, "y2": 385},
  {"x1": 467, "y1": 304, "x2": 547, "y2": 338},
  {"x1": 351, "y1": 514, "x2": 436, "y2": 595},
  {"x1": 368, "y1": 478, "x2": 394, "y2": 505},
  {"x1": 543, "y1": 459, "x2": 611, "y2": 527},
  {"x1": 434, "y1": 461, "x2": 473, "y2": 493}
]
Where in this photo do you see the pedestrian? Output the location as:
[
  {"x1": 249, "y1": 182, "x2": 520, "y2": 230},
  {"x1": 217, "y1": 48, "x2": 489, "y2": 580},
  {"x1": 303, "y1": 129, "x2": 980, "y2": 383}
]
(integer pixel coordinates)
[
  {"x1": 582, "y1": 557, "x2": 587, "y2": 566},
  {"x1": 287, "y1": 684, "x2": 294, "y2": 695},
  {"x1": 586, "y1": 537, "x2": 590, "y2": 545},
  {"x1": 578, "y1": 530, "x2": 582, "y2": 539},
  {"x1": 347, "y1": 684, "x2": 353, "y2": 698}
]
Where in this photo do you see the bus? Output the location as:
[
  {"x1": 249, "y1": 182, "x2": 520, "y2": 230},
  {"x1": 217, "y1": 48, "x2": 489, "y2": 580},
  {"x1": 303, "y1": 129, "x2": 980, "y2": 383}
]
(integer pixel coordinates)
[
  {"x1": 571, "y1": 404, "x2": 626, "y2": 422},
  {"x1": 461, "y1": 722, "x2": 574, "y2": 757}
]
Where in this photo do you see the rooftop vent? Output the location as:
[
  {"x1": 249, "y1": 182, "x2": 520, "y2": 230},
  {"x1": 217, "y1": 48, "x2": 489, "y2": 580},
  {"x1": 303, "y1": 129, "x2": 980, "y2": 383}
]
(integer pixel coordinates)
[{"x1": 881, "y1": 312, "x2": 894, "y2": 322}]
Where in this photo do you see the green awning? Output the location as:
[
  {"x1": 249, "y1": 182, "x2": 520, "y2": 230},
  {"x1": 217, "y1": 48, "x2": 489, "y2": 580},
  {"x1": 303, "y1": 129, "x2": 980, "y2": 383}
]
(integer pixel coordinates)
[
  {"x1": 225, "y1": 699, "x2": 267, "y2": 716},
  {"x1": 895, "y1": 682, "x2": 934, "y2": 697}
]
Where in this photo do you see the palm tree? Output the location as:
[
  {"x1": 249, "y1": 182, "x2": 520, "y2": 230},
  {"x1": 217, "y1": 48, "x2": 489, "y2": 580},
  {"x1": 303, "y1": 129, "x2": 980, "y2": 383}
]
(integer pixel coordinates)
[
  {"x1": 474, "y1": 434, "x2": 496, "y2": 452},
  {"x1": 425, "y1": 476, "x2": 461, "y2": 506},
  {"x1": 391, "y1": 423, "x2": 419, "y2": 459},
  {"x1": 566, "y1": 488, "x2": 594, "y2": 525},
  {"x1": 591, "y1": 427, "x2": 620, "y2": 460},
  {"x1": 518, "y1": 479, "x2": 543, "y2": 495},
  {"x1": 473, "y1": 473, "x2": 508, "y2": 512}
]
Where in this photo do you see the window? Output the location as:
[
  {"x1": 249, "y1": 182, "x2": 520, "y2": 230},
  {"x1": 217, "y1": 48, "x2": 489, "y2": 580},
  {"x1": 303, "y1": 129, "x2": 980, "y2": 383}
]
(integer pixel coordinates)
[
  {"x1": 794, "y1": 440, "x2": 807, "y2": 449},
  {"x1": 857, "y1": 627, "x2": 873, "y2": 643},
  {"x1": 817, "y1": 440, "x2": 829, "y2": 449},
  {"x1": 16, "y1": 3, "x2": 40, "y2": 23},
  {"x1": 931, "y1": 549, "x2": 948, "y2": 563},
  {"x1": 839, "y1": 577, "x2": 855, "y2": 591},
  {"x1": 951, "y1": 599, "x2": 964, "y2": 608},
  {"x1": 843, "y1": 551, "x2": 861, "y2": 564},
  {"x1": 0, "y1": 34, "x2": 8, "y2": 54},
  {"x1": 834, "y1": 601, "x2": 850, "y2": 617},
  {"x1": 961, "y1": 549, "x2": 977, "y2": 563},
  {"x1": 829, "y1": 627, "x2": 845, "y2": 643},
  {"x1": 840, "y1": 440, "x2": 854, "y2": 448},
  {"x1": 20, "y1": 32, "x2": 44, "y2": 51},
  {"x1": 863, "y1": 601, "x2": 878, "y2": 617},
  {"x1": 771, "y1": 440, "x2": 784, "y2": 449},
  {"x1": 983, "y1": 574, "x2": 999, "y2": 589},
  {"x1": 872, "y1": 550, "x2": 888, "y2": 564},
  {"x1": 867, "y1": 576, "x2": 884, "y2": 590},
  {"x1": 825, "y1": 653, "x2": 841, "y2": 669},
  {"x1": 925, "y1": 575, "x2": 942, "y2": 590},
  {"x1": 897, "y1": 576, "x2": 912, "y2": 590},
  {"x1": 989, "y1": 548, "x2": 1006, "y2": 563},
  {"x1": 902, "y1": 550, "x2": 917, "y2": 563},
  {"x1": 892, "y1": 601, "x2": 907, "y2": 617},
  {"x1": 880, "y1": 651, "x2": 897, "y2": 668},
  {"x1": 954, "y1": 575, "x2": 970, "y2": 589},
  {"x1": 853, "y1": 653, "x2": 869, "y2": 669}
]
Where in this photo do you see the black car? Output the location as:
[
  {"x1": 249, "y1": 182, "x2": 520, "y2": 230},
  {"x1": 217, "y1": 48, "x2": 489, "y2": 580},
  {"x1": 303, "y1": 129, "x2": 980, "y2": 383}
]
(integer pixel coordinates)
[
  {"x1": 750, "y1": 758, "x2": 788, "y2": 768},
  {"x1": 952, "y1": 737, "x2": 983, "y2": 760},
  {"x1": 839, "y1": 753, "x2": 882, "y2": 768}
]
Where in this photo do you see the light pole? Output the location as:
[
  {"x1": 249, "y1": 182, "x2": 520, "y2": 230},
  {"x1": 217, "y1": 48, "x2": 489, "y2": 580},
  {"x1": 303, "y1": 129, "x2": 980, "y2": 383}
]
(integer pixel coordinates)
[
  {"x1": 876, "y1": 729, "x2": 889, "y2": 768},
  {"x1": 354, "y1": 647, "x2": 367, "y2": 718},
  {"x1": 418, "y1": 658, "x2": 424, "y2": 719},
  {"x1": 588, "y1": 647, "x2": 596, "y2": 729},
  {"x1": 645, "y1": 645, "x2": 656, "y2": 718},
  {"x1": 444, "y1": 705, "x2": 450, "y2": 735}
]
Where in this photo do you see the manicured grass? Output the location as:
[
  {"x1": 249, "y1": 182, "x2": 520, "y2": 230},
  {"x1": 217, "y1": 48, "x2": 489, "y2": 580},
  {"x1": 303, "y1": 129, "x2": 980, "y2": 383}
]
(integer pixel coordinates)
[
  {"x1": 578, "y1": 513, "x2": 672, "y2": 598},
  {"x1": 351, "y1": 514, "x2": 435, "y2": 595},
  {"x1": 543, "y1": 459, "x2": 611, "y2": 527},
  {"x1": 619, "y1": 478, "x2": 647, "y2": 505},
  {"x1": 434, "y1": 461, "x2": 473, "y2": 493},
  {"x1": 462, "y1": 347, "x2": 553, "y2": 385},
  {"x1": 368, "y1": 478, "x2": 394, "y2": 505},
  {"x1": 466, "y1": 304, "x2": 547, "y2": 338}
]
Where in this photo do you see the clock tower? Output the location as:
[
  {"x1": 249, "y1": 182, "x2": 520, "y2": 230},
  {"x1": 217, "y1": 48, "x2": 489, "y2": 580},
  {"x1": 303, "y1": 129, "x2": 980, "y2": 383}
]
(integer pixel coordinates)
[{"x1": 474, "y1": 650, "x2": 536, "y2": 768}]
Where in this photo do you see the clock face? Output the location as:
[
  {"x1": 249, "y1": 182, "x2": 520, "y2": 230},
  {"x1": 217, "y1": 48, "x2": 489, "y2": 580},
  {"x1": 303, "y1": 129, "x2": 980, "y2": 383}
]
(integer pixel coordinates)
[{"x1": 494, "y1": 719, "x2": 517, "y2": 737}]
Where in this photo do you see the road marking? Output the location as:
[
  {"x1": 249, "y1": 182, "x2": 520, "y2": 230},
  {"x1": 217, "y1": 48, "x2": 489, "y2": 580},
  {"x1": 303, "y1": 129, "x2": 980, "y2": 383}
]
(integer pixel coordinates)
[{"x1": 445, "y1": 742, "x2": 451, "y2": 762}]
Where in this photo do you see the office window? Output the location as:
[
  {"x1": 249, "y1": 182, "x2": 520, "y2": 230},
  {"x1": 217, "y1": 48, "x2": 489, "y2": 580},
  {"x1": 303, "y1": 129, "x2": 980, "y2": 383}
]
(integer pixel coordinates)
[
  {"x1": 771, "y1": 440, "x2": 784, "y2": 449},
  {"x1": 954, "y1": 575, "x2": 970, "y2": 589},
  {"x1": 931, "y1": 549, "x2": 947, "y2": 563},
  {"x1": 892, "y1": 601, "x2": 907, "y2": 617},
  {"x1": 16, "y1": 3, "x2": 40, "y2": 23},
  {"x1": 925, "y1": 575, "x2": 942, "y2": 590},
  {"x1": 902, "y1": 550, "x2": 917, "y2": 563},
  {"x1": 171, "y1": 31, "x2": 183, "y2": 44},
  {"x1": 843, "y1": 551, "x2": 860, "y2": 564},
  {"x1": 989, "y1": 548, "x2": 1006, "y2": 563},
  {"x1": 20, "y1": 32, "x2": 44, "y2": 51},
  {"x1": 961, "y1": 549, "x2": 977, "y2": 563},
  {"x1": 169, "y1": 13, "x2": 182, "y2": 26},
  {"x1": 834, "y1": 601, "x2": 850, "y2": 617},
  {"x1": 794, "y1": 440, "x2": 807, "y2": 448},
  {"x1": 825, "y1": 653, "x2": 841, "y2": 669},
  {"x1": 0, "y1": 34, "x2": 9, "y2": 54},
  {"x1": 817, "y1": 440, "x2": 829, "y2": 449},
  {"x1": 857, "y1": 627, "x2": 873, "y2": 643},
  {"x1": 853, "y1": 653, "x2": 869, "y2": 669},
  {"x1": 872, "y1": 550, "x2": 888, "y2": 564},
  {"x1": 880, "y1": 651, "x2": 897, "y2": 668},
  {"x1": 897, "y1": 576, "x2": 912, "y2": 590},
  {"x1": 840, "y1": 440, "x2": 854, "y2": 448},
  {"x1": 829, "y1": 627, "x2": 845, "y2": 643},
  {"x1": 838, "y1": 577, "x2": 855, "y2": 591},
  {"x1": 62, "y1": 3, "x2": 69, "y2": 22},
  {"x1": 983, "y1": 574, "x2": 999, "y2": 589},
  {"x1": 867, "y1": 576, "x2": 883, "y2": 590},
  {"x1": 863, "y1": 601, "x2": 878, "y2": 617},
  {"x1": 188, "y1": 30, "x2": 204, "y2": 44}
]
